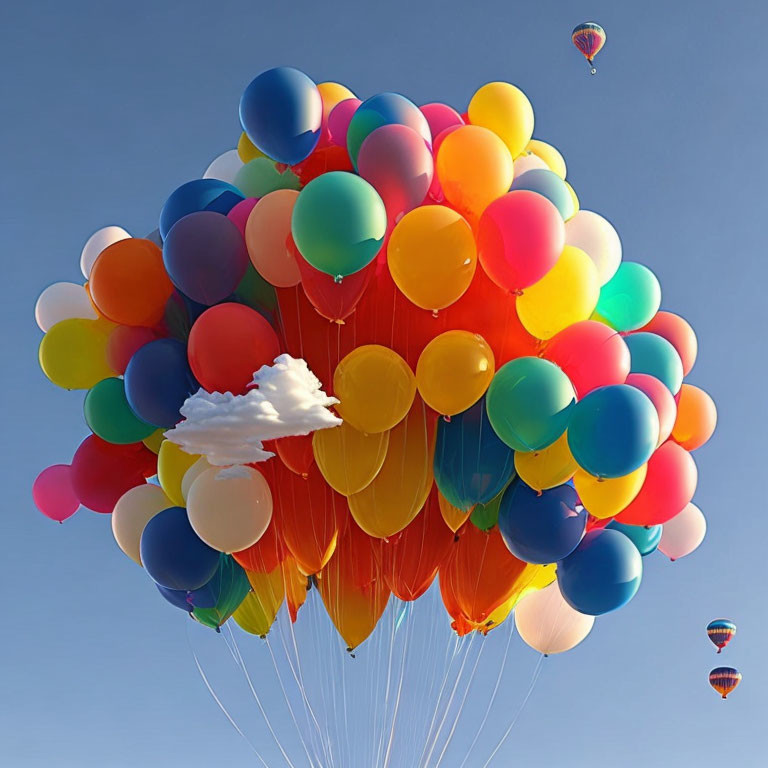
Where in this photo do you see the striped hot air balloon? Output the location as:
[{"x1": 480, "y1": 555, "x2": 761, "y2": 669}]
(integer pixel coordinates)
[
  {"x1": 709, "y1": 667, "x2": 741, "y2": 699},
  {"x1": 707, "y1": 619, "x2": 736, "y2": 653},
  {"x1": 572, "y1": 22, "x2": 606, "y2": 75}
]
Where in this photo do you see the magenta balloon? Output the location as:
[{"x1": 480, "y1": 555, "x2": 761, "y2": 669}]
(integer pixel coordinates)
[
  {"x1": 33, "y1": 464, "x2": 80, "y2": 522},
  {"x1": 420, "y1": 103, "x2": 464, "y2": 140},
  {"x1": 625, "y1": 373, "x2": 677, "y2": 446},
  {"x1": 226, "y1": 198, "x2": 259, "y2": 236},
  {"x1": 543, "y1": 320, "x2": 630, "y2": 399},
  {"x1": 327, "y1": 99, "x2": 361, "y2": 147},
  {"x1": 357, "y1": 124, "x2": 434, "y2": 225}
]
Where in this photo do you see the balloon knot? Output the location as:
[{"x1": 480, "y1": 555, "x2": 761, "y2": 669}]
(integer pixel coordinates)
[
  {"x1": 443, "y1": 415, "x2": 452, "y2": 423},
  {"x1": 334, "y1": 275, "x2": 343, "y2": 284},
  {"x1": 334, "y1": 318, "x2": 345, "y2": 325},
  {"x1": 431, "y1": 310, "x2": 439, "y2": 319},
  {"x1": 215, "y1": 626, "x2": 221, "y2": 634}
]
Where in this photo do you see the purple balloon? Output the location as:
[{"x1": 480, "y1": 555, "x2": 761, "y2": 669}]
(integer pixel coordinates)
[{"x1": 327, "y1": 98, "x2": 361, "y2": 147}]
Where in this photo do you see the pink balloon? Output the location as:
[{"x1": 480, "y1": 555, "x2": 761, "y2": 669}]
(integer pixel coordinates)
[
  {"x1": 477, "y1": 190, "x2": 565, "y2": 292},
  {"x1": 543, "y1": 320, "x2": 630, "y2": 398},
  {"x1": 33, "y1": 464, "x2": 80, "y2": 522},
  {"x1": 420, "y1": 103, "x2": 464, "y2": 140},
  {"x1": 626, "y1": 373, "x2": 677, "y2": 446},
  {"x1": 427, "y1": 124, "x2": 462, "y2": 203},
  {"x1": 357, "y1": 124, "x2": 434, "y2": 226},
  {"x1": 327, "y1": 98, "x2": 361, "y2": 147},
  {"x1": 658, "y1": 502, "x2": 706, "y2": 561},
  {"x1": 227, "y1": 198, "x2": 259, "y2": 237}
]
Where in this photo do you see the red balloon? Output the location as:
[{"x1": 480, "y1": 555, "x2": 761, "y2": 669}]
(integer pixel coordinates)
[
  {"x1": 639, "y1": 311, "x2": 697, "y2": 376},
  {"x1": 625, "y1": 373, "x2": 677, "y2": 445},
  {"x1": 291, "y1": 144, "x2": 354, "y2": 186},
  {"x1": 615, "y1": 441, "x2": 698, "y2": 526},
  {"x1": 106, "y1": 325, "x2": 158, "y2": 374},
  {"x1": 232, "y1": 518, "x2": 285, "y2": 574},
  {"x1": 275, "y1": 433, "x2": 315, "y2": 477},
  {"x1": 188, "y1": 303, "x2": 280, "y2": 394},
  {"x1": 71, "y1": 435, "x2": 157, "y2": 514},
  {"x1": 544, "y1": 321, "x2": 630, "y2": 398},
  {"x1": 477, "y1": 190, "x2": 565, "y2": 292}
]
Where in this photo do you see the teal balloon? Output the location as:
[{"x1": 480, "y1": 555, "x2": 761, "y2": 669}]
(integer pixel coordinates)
[
  {"x1": 84, "y1": 377, "x2": 156, "y2": 444},
  {"x1": 595, "y1": 262, "x2": 661, "y2": 331},
  {"x1": 625, "y1": 332, "x2": 684, "y2": 394},
  {"x1": 607, "y1": 520, "x2": 662, "y2": 556},
  {"x1": 191, "y1": 556, "x2": 250, "y2": 631},
  {"x1": 568, "y1": 384, "x2": 659, "y2": 478},
  {"x1": 234, "y1": 158, "x2": 300, "y2": 198},
  {"x1": 291, "y1": 171, "x2": 387, "y2": 278},
  {"x1": 486, "y1": 357, "x2": 575, "y2": 452},
  {"x1": 510, "y1": 169, "x2": 574, "y2": 220}
]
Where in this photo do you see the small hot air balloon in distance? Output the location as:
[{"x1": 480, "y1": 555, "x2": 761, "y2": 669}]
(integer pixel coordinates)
[
  {"x1": 709, "y1": 667, "x2": 741, "y2": 700},
  {"x1": 707, "y1": 619, "x2": 736, "y2": 653},
  {"x1": 572, "y1": 22, "x2": 606, "y2": 75}
]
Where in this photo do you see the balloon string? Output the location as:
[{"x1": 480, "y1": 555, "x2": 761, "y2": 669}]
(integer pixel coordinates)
[
  {"x1": 480, "y1": 653, "x2": 545, "y2": 768},
  {"x1": 382, "y1": 598, "x2": 413, "y2": 768}
]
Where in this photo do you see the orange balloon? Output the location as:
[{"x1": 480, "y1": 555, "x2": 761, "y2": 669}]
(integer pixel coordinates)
[
  {"x1": 283, "y1": 555, "x2": 309, "y2": 622},
  {"x1": 672, "y1": 384, "x2": 717, "y2": 451},
  {"x1": 437, "y1": 489, "x2": 473, "y2": 532},
  {"x1": 89, "y1": 239, "x2": 173, "y2": 327},
  {"x1": 435, "y1": 125, "x2": 514, "y2": 223},
  {"x1": 318, "y1": 521, "x2": 391, "y2": 650}
]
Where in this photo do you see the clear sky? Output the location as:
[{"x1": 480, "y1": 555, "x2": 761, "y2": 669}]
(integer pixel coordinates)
[{"x1": 2, "y1": 0, "x2": 766, "y2": 765}]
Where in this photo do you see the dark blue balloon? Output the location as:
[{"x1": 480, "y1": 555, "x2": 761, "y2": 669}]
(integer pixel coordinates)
[
  {"x1": 433, "y1": 398, "x2": 516, "y2": 511},
  {"x1": 163, "y1": 211, "x2": 248, "y2": 306},
  {"x1": 140, "y1": 506, "x2": 220, "y2": 591},
  {"x1": 156, "y1": 584, "x2": 192, "y2": 612},
  {"x1": 557, "y1": 529, "x2": 643, "y2": 616},
  {"x1": 567, "y1": 385, "x2": 659, "y2": 479},
  {"x1": 625, "y1": 332, "x2": 684, "y2": 394},
  {"x1": 124, "y1": 339, "x2": 198, "y2": 428},
  {"x1": 159, "y1": 179, "x2": 244, "y2": 240},
  {"x1": 498, "y1": 481, "x2": 586, "y2": 564},
  {"x1": 607, "y1": 520, "x2": 662, "y2": 556},
  {"x1": 239, "y1": 67, "x2": 322, "y2": 166},
  {"x1": 188, "y1": 555, "x2": 247, "y2": 609}
]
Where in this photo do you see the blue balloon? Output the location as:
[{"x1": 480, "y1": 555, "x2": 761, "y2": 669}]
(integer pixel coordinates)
[
  {"x1": 509, "y1": 169, "x2": 574, "y2": 219},
  {"x1": 607, "y1": 520, "x2": 662, "y2": 556},
  {"x1": 239, "y1": 67, "x2": 322, "y2": 166},
  {"x1": 434, "y1": 398, "x2": 516, "y2": 511},
  {"x1": 159, "y1": 179, "x2": 244, "y2": 240},
  {"x1": 567, "y1": 385, "x2": 659, "y2": 478},
  {"x1": 163, "y1": 211, "x2": 248, "y2": 306},
  {"x1": 625, "y1": 332, "x2": 684, "y2": 394},
  {"x1": 156, "y1": 584, "x2": 192, "y2": 612},
  {"x1": 124, "y1": 339, "x2": 198, "y2": 428},
  {"x1": 140, "y1": 506, "x2": 220, "y2": 591},
  {"x1": 498, "y1": 480, "x2": 586, "y2": 564},
  {"x1": 557, "y1": 529, "x2": 643, "y2": 615}
]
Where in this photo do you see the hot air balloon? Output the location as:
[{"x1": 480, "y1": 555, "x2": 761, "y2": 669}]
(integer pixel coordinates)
[
  {"x1": 572, "y1": 22, "x2": 606, "y2": 75},
  {"x1": 707, "y1": 619, "x2": 736, "y2": 653},
  {"x1": 709, "y1": 667, "x2": 741, "y2": 699}
]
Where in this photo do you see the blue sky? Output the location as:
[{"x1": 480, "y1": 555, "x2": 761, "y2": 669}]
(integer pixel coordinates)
[{"x1": 3, "y1": 0, "x2": 766, "y2": 765}]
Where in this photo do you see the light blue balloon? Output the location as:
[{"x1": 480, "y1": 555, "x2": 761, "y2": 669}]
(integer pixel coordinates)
[
  {"x1": 625, "y1": 332, "x2": 684, "y2": 394},
  {"x1": 510, "y1": 169, "x2": 574, "y2": 220},
  {"x1": 607, "y1": 520, "x2": 662, "y2": 556}
]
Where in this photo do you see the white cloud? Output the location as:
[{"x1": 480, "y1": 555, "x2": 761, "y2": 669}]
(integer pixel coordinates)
[{"x1": 165, "y1": 354, "x2": 341, "y2": 466}]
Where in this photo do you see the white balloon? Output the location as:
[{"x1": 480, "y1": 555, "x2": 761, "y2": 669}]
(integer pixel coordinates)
[
  {"x1": 112, "y1": 484, "x2": 172, "y2": 565},
  {"x1": 514, "y1": 581, "x2": 595, "y2": 654},
  {"x1": 80, "y1": 225, "x2": 131, "y2": 279},
  {"x1": 513, "y1": 152, "x2": 549, "y2": 178},
  {"x1": 203, "y1": 149, "x2": 243, "y2": 184},
  {"x1": 658, "y1": 502, "x2": 706, "y2": 561},
  {"x1": 35, "y1": 282, "x2": 97, "y2": 331},
  {"x1": 565, "y1": 210, "x2": 622, "y2": 285}
]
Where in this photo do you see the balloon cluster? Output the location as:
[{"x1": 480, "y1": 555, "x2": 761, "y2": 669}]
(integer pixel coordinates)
[{"x1": 34, "y1": 67, "x2": 716, "y2": 653}]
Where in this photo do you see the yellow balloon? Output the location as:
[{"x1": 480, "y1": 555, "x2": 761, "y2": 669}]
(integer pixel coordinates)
[
  {"x1": 348, "y1": 399, "x2": 433, "y2": 538},
  {"x1": 237, "y1": 131, "x2": 266, "y2": 163},
  {"x1": 438, "y1": 489, "x2": 473, "y2": 532},
  {"x1": 468, "y1": 81, "x2": 534, "y2": 159},
  {"x1": 388, "y1": 206, "x2": 477, "y2": 311},
  {"x1": 526, "y1": 139, "x2": 567, "y2": 179},
  {"x1": 187, "y1": 465, "x2": 273, "y2": 553},
  {"x1": 142, "y1": 429, "x2": 165, "y2": 455},
  {"x1": 317, "y1": 81, "x2": 356, "y2": 120},
  {"x1": 334, "y1": 345, "x2": 416, "y2": 434},
  {"x1": 565, "y1": 181, "x2": 579, "y2": 220},
  {"x1": 111, "y1": 484, "x2": 172, "y2": 565},
  {"x1": 157, "y1": 440, "x2": 200, "y2": 507},
  {"x1": 517, "y1": 246, "x2": 599, "y2": 340},
  {"x1": 436, "y1": 125, "x2": 513, "y2": 222},
  {"x1": 233, "y1": 567, "x2": 284, "y2": 636},
  {"x1": 574, "y1": 465, "x2": 648, "y2": 519},
  {"x1": 416, "y1": 331, "x2": 495, "y2": 416},
  {"x1": 313, "y1": 420, "x2": 389, "y2": 495},
  {"x1": 39, "y1": 317, "x2": 114, "y2": 390},
  {"x1": 514, "y1": 432, "x2": 578, "y2": 491}
]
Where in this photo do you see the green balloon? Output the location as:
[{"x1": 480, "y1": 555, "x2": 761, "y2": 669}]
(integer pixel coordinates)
[
  {"x1": 486, "y1": 357, "x2": 575, "y2": 452},
  {"x1": 84, "y1": 377, "x2": 156, "y2": 444},
  {"x1": 234, "y1": 158, "x2": 300, "y2": 198},
  {"x1": 291, "y1": 171, "x2": 386, "y2": 279},
  {"x1": 235, "y1": 263, "x2": 278, "y2": 313},
  {"x1": 192, "y1": 558, "x2": 251, "y2": 631},
  {"x1": 470, "y1": 481, "x2": 512, "y2": 531},
  {"x1": 595, "y1": 262, "x2": 661, "y2": 332}
]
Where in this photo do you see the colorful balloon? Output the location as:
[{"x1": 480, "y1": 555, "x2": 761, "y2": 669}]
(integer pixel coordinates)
[
  {"x1": 709, "y1": 667, "x2": 741, "y2": 699},
  {"x1": 671, "y1": 384, "x2": 717, "y2": 451},
  {"x1": 467, "y1": 81, "x2": 534, "y2": 158},
  {"x1": 84, "y1": 377, "x2": 156, "y2": 444},
  {"x1": 572, "y1": 22, "x2": 606, "y2": 74},
  {"x1": 706, "y1": 619, "x2": 736, "y2": 653}
]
